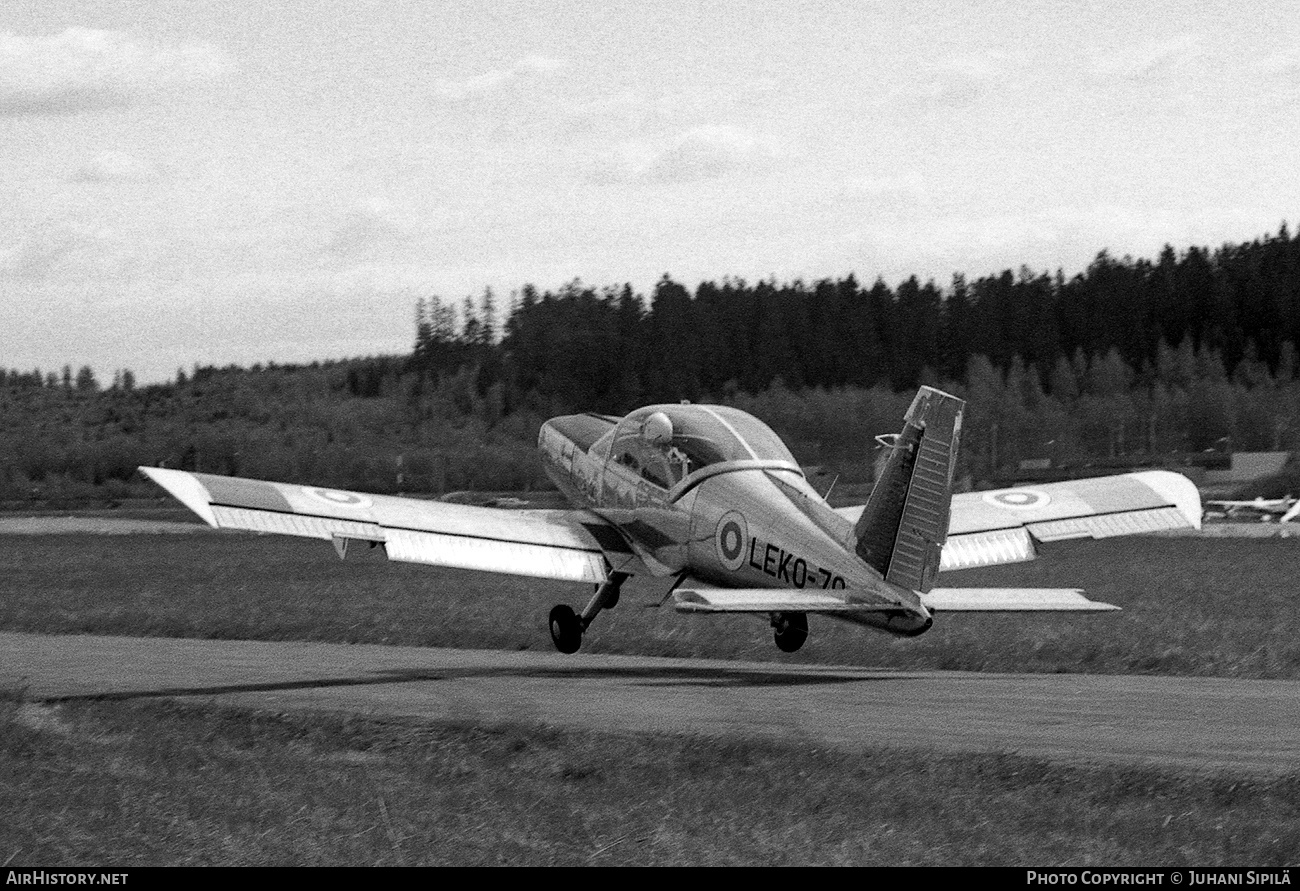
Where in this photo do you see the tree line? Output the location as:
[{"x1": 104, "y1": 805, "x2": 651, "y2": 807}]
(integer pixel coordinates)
[
  {"x1": 412, "y1": 223, "x2": 1300, "y2": 413},
  {"x1": 4, "y1": 225, "x2": 1299, "y2": 501}
]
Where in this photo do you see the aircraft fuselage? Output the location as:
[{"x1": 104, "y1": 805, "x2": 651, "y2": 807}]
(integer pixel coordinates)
[{"x1": 538, "y1": 406, "x2": 932, "y2": 637}]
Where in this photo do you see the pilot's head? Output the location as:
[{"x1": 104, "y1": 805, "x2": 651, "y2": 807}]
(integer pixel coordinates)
[{"x1": 640, "y1": 411, "x2": 673, "y2": 446}]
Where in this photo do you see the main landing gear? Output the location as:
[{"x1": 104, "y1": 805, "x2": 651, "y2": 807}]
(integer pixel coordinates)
[
  {"x1": 549, "y1": 571, "x2": 629, "y2": 654},
  {"x1": 771, "y1": 611, "x2": 808, "y2": 653}
]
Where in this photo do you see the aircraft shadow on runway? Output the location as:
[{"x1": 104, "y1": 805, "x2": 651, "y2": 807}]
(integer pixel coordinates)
[{"x1": 34, "y1": 663, "x2": 911, "y2": 704}]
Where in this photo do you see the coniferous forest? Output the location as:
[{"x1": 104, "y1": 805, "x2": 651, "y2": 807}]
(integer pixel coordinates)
[{"x1": 4, "y1": 226, "x2": 1300, "y2": 501}]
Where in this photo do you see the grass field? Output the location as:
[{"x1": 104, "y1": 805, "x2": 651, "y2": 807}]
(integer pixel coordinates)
[
  {"x1": 3, "y1": 532, "x2": 1299, "y2": 678},
  {"x1": 4, "y1": 695, "x2": 1298, "y2": 866},
  {"x1": 5, "y1": 531, "x2": 1299, "y2": 866}
]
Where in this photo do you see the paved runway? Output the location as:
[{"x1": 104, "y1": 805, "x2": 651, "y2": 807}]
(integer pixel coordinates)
[{"x1": 3, "y1": 631, "x2": 1297, "y2": 776}]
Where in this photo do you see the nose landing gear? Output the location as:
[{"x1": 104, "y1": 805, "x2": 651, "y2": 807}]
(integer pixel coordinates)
[{"x1": 548, "y1": 570, "x2": 629, "y2": 654}]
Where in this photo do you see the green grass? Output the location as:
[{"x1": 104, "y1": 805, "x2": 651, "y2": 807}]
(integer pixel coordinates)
[
  {"x1": 3, "y1": 695, "x2": 1297, "y2": 866},
  {"x1": 3, "y1": 533, "x2": 1300, "y2": 678}
]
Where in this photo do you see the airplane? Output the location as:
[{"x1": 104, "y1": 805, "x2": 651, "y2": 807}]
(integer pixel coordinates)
[
  {"x1": 139, "y1": 386, "x2": 1202, "y2": 654},
  {"x1": 1203, "y1": 496, "x2": 1300, "y2": 523}
]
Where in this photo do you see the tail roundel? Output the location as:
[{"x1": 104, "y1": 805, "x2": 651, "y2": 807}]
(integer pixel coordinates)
[{"x1": 853, "y1": 386, "x2": 964, "y2": 593}]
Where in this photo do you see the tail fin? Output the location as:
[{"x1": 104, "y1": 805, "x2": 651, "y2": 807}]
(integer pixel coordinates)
[{"x1": 854, "y1": 386, "x2": 964, "y2": 593}]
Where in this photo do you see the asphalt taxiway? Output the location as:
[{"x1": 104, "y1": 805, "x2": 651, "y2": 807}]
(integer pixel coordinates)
[{"x1": 3, "y1": 631, "x2": 1297, "y2": 776}]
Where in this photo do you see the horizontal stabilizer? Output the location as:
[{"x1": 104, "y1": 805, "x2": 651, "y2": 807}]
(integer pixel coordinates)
[
  {"x1": 673, "y1": 588, "x2": 901, "y2": 614},
  {"x1": 920, "y1": 588, "x2": 1118, "y2": 612}
]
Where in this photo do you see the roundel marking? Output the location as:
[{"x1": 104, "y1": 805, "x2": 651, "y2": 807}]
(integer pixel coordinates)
[
  {"x1": 981, "y1": 488, "x2": 1051, "y2": 510},
  {"x1": 303, "y1": 487, "x2": 373, "y2": 510},
  {"x1": 716, "y1": 511, "x2": 748, "y2": 571}
]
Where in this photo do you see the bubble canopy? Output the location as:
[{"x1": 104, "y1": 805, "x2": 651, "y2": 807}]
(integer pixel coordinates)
[{"x1": 597, "y1": 404, "x2": 799, "y2": 482}]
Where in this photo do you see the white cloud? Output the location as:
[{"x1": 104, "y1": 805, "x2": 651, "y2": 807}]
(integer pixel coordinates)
[
  {"x1": 1090, "y1": 34, "x2": 1205, "y2": 80},
  {"x1": 1253, "y1": 51, "x2": 1300, "y2": 83},
  {"x1": 434, "y1": 55, "x2": 566, "y2": 100},
  {"x1": 832, "y1": 174, "x2": 930, "y2": 210},
  {"x1": 0, "y1": 222, "x2": 139, "y2": 282},
  {"x1": 906, "y1": 49, "x2": 1025, "y2": 110},
  {"x1": 837, "y1": 203, "x2": 1281, "y2": 282},
  {"x1": 595, "y1": 126, "x2": 785, "y2": 185},
  {"x1": 319, "y1": 200, "x2": 442, "y2": 263},
  {"x1": 69, "y1": 151, "x2": 168, "y2": 183},
  {"x1": 937, "y1": 50, "x2": 1013, "y2": 84},
  {"x1": 0, "y1": 28, "x2": 233, "y2": 116}
]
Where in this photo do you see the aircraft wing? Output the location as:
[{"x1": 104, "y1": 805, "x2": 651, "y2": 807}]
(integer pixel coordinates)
[
  {"x1": 139, "y1": 467, "x2": 638, "y2": 583},
  {"x1": 836, "y1": 470, "x2": 1201, "y2": 571},
  {"x1": 920, "y1": 588, "x2": 1118, "y2": 612}
]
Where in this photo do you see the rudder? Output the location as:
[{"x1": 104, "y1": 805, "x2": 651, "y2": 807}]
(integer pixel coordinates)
[{"x1": 853, "y1": 386, "x2": 964, "y2": 593}]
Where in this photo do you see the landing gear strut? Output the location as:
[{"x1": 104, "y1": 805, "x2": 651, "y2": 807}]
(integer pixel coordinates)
[
  {"x1": 548, "y1": 571, "x2": 629, "y2": 654},
  {"x1": 772, "y1": 611, "x2": 808, "y2": 653}
]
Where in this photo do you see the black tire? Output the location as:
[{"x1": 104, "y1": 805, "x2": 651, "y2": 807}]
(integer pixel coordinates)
[
  {"x1": 773, "y1": 611, "x2": 808, "y2": 653},
  {"x1": 549, "y1": 604, "x2": 583, "y2": 654}
]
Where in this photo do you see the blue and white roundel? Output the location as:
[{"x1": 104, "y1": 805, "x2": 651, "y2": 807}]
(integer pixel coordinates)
[
  {"x1": 303, "y1": 487, "x2": 373, "y2": 510},
  {"x1": 981, "y1": 488, "x2": 1051, "y2": 510}
]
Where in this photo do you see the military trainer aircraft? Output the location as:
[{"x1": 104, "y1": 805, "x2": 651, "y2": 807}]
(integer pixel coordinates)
[{"x1": 140, "y1": 386, "x2": 1202, "y2": 654}]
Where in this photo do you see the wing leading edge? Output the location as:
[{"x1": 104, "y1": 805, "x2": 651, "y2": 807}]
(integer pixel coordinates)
[{"x1": 139, "y1": 467, "x2": 636, "y2": 583}]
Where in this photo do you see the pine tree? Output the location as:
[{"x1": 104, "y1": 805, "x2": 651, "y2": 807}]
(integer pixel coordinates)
[
  {"x1": 481, "y1": 286, "x2": 497, "y2": 346},
  {"x1": 414, "y1": 298, "x2": 433, "y2": 357}
]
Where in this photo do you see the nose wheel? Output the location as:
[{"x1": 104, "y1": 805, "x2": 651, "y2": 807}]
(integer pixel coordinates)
[{"x1": 548, "y1": 571, "x2": 629, "y2": 654}]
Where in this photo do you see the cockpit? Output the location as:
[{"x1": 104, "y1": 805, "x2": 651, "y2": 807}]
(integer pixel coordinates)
[{"x1": 592, "y1": 404, "x2": 799, "y2": 489}]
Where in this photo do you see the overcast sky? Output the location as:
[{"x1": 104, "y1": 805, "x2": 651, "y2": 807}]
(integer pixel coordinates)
[{"x1": 2, "y1": 1, "x2": 1297, "y2": 382}]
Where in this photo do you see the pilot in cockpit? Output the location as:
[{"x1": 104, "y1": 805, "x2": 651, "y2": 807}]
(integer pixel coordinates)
[{"x1": 640, "y1": 411, "x2": 691, "y2": 486}]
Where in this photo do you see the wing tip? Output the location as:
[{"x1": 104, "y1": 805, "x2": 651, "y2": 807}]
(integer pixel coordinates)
[
  {"x1": 1127, "y1": 470, "x2": 1203, "y2": 530},
  {"x1": 138, "y1": 466, "x2": 219, "y2": 527}
]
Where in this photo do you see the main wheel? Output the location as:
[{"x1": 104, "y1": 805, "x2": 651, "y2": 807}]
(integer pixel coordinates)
[
  {"x1": 549, "y1": 604, "x2": 583, "y2": 654},
  {"x1": 773, "y1": 611, "x2": 808, "y2": 653}
]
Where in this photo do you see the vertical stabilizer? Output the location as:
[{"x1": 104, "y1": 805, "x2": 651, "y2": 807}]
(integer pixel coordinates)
[{"x1": 854, "y1": 387, "x2": 964, "y2": 593}]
